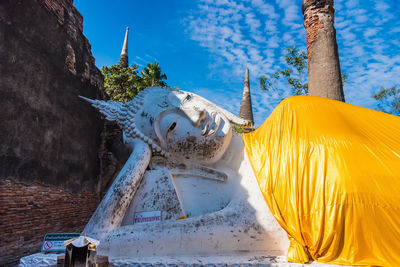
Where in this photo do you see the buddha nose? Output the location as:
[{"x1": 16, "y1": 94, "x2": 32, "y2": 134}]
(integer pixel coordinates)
[
  {"x1": 195, "y1": 110, "x2": 207, "y2": 127},
  {"x1": 181, "y1": 109, "x2": 207, "y2": 127}
]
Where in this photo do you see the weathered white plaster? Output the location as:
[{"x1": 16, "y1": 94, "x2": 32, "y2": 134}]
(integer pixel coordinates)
[
  {"x1": 19, "y1": 252, "x2": 348, "y2": 267},
  {"x1": 19, "y1": 252, "x2": 63, "y2": 267},
  {"x1": 98, "y1": 134, "x2": 289, "y2": 258},
  {"x1": 83, "y1": 138, "x2": 151, "y2": 239},
  {"x1": 81, "y1": 87, "x2": 289, "y2": 260},
  {"x1": 121, "y1": 168, "x2": 184, "y2": 224}
]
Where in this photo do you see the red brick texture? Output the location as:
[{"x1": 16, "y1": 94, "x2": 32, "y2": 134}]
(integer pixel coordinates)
[
  {"x1": 0, "y1": 180, "x2": 100, "y2": 266},
  {"x1": 43, "y1": 0, "x2": 81, "y2": 30},
  {"x1": 302, "y1": 0, "x2": 335, "y2": 59},
  {"x1": 1, "y1": 0, "x2": 127, "y2": 265}
]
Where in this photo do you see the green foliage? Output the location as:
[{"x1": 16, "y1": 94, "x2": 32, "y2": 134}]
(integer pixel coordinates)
[
  {"x1": 260, "y1": 46, "x2": 308, "y2": 95},
  {"x1": 341, "y1": 73, "x2": 348, "y2": 85},
  {"x1": 138, "y1": 62, "x2": 168, "y2": 90},
  {"x1": 231, "y1": 124, "x2": 246, "y2": 134},
  {"x1": 102, "y1": 62, "x2": 169, "y2": 103},
  {"x1": 102, "y1": 64, "x2": 141, "y2": 103},
  {"x1": 373, "y1": 86, "x2": 400, "y2": 115},
  {"x1": 260, "y1": 46, "x2": 347, "y2": 96}
]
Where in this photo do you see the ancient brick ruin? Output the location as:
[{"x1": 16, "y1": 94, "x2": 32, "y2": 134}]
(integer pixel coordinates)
[
  {"x1": 302, "y1": 0, "x2": 345, "y2": 102},
  {"x1": 0, "y1": 0, "x2": 126, "y2": 265}
]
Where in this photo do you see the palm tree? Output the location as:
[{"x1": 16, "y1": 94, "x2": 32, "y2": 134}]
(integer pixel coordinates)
[
  {"x1": 139, "y1": 62, "x2": 167, "y2": 89},
  {"x1": 302, "y1": 0, "x2": 345, "y2": 102}
]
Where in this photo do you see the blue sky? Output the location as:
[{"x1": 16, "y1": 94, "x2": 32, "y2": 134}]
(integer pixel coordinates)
[{"x1": 75, "y1": 0, "x2": 400, "y2": 126}]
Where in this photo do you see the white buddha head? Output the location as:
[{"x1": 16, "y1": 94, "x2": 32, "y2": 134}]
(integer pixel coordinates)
[{"x1": 81, "y1": 87, "x2": 250, "y2": 165}]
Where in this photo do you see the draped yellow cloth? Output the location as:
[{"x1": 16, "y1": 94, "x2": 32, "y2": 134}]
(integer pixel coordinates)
[{"x1": 242, "y1": 96, "x2": 400, "y2": 266}]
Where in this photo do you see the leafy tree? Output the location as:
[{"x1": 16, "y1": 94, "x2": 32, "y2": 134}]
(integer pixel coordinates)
[
  {"x1": 373, "y1": 86, "x2": 400, "y2": 115},
  {"x1": 231, "y1": 124, "x2": 246, "y2": 134},
  {"x1": 102, "y1": 62, "x2": 169, "y2": 103},
  {"x1": 138, "y1": 62, "x2": 168, "y2": 90},
  {"x1": 260, "y1": 46, "x2": 347, "y2": 96},
  {"x1": 260, "y1": 46, "x2": 308, "y2": 95},
  {"x1": 102, "y1": 64, "x2": 141, "y2": 103}
]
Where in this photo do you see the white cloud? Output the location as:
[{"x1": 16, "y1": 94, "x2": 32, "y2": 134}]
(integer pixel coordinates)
[
  {"x1": 345, "y1": 0, "x2": 359, "y2": 9},
  {"x1": 282, "y1": 4, "x2": 301, "y2": 27},
  {"x1": 336, "y1": 0, "x2": 400, "y2": 111},
  {"x1": 267, "y1": 35, "x2": 280, "y2": 48},
  {"x1": 374, "y1": 1, "x2": 390, "y2": 11},
  {"x1": 184, "y1": 0, "x2": 400, "y2": 125},
  {"x1": 264, "y1": 19, "x2": 278, "y2": 35},
  {"x1": 364, "y1": 28, "x2": 379, "y2": 39}
]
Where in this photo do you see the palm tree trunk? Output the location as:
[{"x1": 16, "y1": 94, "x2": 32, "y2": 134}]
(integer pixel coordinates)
[{"x1": 302, "y1": 0, "x2": 345, "y2": 102}]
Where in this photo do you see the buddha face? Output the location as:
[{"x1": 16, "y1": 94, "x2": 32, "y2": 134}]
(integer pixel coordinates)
[
  {"x1": 152, "y1": 90, "x2": 233, "y2": 165},
  {"x1": 84, "y1": 87, "x2": 236, "y2": 165}
]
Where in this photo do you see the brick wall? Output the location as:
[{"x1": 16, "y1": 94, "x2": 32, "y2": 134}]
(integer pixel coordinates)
[
  {"x1": 1, "y1": 0, "x2": 104, "y2": 192},
  {"x1": 0, "y1": 180, "x2": 100, "y2": 266},
  {"x1": 302, "y1": 0, "x2": 334, "y2": 60},
  {"x1": 0, "y1": 0, "x2": 128, "y2": 265},
  {"x1": 303, "y1": 13, "x2": 325, "y2": 60},
  {"x1": 301, "y1": 0, "x2": 344, "y2": 102}
]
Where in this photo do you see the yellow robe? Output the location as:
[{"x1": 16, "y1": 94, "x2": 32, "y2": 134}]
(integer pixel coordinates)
[{"x1": 242, "y1": 96, "x2": 400, "y2": 266}]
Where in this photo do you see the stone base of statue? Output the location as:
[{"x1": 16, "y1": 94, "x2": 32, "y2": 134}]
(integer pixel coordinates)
[{"x1": 19, "y1": 252, "x2": 348, "y2": 267}]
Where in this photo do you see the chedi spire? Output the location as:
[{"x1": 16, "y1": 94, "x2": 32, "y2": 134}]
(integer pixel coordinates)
[
  {"x1": 239, "y1": 68, "x2": 254, "y2": 129},
  {"x1": 118, "y1": 27, "x2": 129, "y2": 68}
]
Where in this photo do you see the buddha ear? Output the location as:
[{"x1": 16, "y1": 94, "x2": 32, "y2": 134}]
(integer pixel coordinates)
[
  {"x1": 210, "y1": 104, "x2": 251, "y2": 127},
  {"x1": 79, "y1": 96, "x2": 126, "y2": 122},
  {"x1": 189, "y1": 93, "x2": 251, "y2": 127}
]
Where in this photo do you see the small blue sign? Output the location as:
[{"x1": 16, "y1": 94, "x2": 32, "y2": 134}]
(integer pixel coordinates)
[{"x1": 41, "y1": 233, "x2": 80, "y2": 252}]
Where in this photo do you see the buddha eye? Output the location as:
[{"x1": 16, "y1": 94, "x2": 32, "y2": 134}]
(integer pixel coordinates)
[
  {"x1": 182, "y1": 94, "x2": 192, "y2": 105},
  {"x1": 168, "y1": 122, "x2": 177, "y2": 131},
  {"x1": 166, "y1": 121, "x2": 178, "y2": 141}
]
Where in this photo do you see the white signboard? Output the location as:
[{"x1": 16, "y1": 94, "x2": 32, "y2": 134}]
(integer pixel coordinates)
[
  {"x1": 41, "y1": 233, "x2": 80, "y2": 252},
  {"x1": 134, "y1": 210, "x2": 162, "y2": 224}
]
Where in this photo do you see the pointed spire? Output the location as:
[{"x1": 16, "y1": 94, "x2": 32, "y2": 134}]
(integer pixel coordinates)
[
  {"x1": 118, "y1": 27, "x2": 129, "y2": 67},
  {"x1": 239, "y1": 68, "x2": 254, "y2": 129}
]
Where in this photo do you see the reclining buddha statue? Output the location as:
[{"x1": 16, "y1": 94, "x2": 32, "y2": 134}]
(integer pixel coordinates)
[{"x1": 81, "y1": 86, "x2": 400, "y2": 266}]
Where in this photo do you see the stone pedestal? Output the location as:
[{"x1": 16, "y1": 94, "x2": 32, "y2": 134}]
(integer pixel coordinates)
[{"x1": 19, "y1": 253, "x2": 348, "y2": 267}]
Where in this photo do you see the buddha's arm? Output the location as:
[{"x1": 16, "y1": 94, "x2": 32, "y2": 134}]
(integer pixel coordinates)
[
  {"x1": 83, "y1": 138, "x2": 151, "y2": 240},
  {"x1": 97, "y1": 153, "x2": 289, "y2": 258}
]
